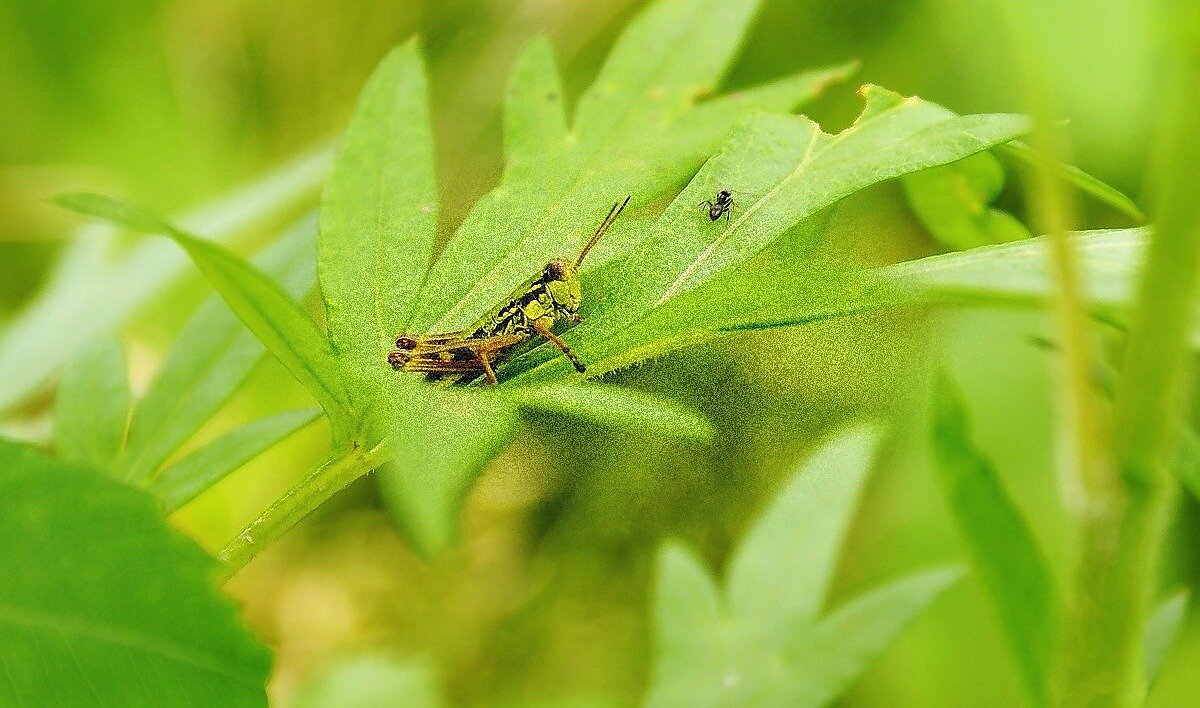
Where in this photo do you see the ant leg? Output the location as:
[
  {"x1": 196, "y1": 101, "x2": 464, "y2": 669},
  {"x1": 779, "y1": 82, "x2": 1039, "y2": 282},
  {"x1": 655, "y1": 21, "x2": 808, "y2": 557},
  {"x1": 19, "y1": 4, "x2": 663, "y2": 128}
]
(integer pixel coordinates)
[
  {"x1": 533, "y1": 320, "x2": 586, "y2": 373},
  {"x1": 474, "y1": 349, "x2": 499, "y2": 385},
  {"x1": 724, "y1": 207, "x2": 732, "y2": 222}
]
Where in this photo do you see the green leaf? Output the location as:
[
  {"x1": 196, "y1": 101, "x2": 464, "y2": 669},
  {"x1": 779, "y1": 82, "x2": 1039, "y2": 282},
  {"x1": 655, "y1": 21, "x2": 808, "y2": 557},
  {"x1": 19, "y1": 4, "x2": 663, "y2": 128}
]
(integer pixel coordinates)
[
  {"x1": 376, "y1": 383, "x2": 521, "y2": 558},
  {"x1": 1144, "y1": 592, "x2": 1188, "y2": 685},
  {"x1": 54, "y1": 193, "x2": 353, "y2": 440},
  {"x1": 500, "y1": 383, "x2": 714, "y2": 442},
  {"x1": 406, "y1": 0, "x2": 852, "y2": 334},
  {"x1": 0, "y1": 145, "x2": 330, "y2": 415},
  {"x1": 509, "y1": 86, "x2": 1031, "y2": 383},
  {"x1": 903, "y1": 151, "x2": 1032, "y2": 250},
  {"x1": 784, "y1": 567, "x2": 963, "y2": 706},
  {"x1": 119, "y1": 215, "x2": 319, "y2": 485},
  {"x1": 645, "y1": 544, "x2": 728, "y2": 708},
  {"x1": 52, "y1": 335, "x2": 130, "y2": 475},
  {"x1": 647, "y1": 429, "x2": 959, "y2": 708},
  {"x1": 999, "y1": 142, "x2": 1145, "y2": 222},
  {"x1": 318, "y1": 39, "x2": 437, "y2": 391},
  {"x1": 726, "y1": 425, "x2": 881, "y2": 629},
  {"x1": 0, "y1": 439, "x2": 271, "y2": 705},
  {"x1": 293, "y1": 654, "x2": 442, "y2": 708},
  {"x1": 503, "y1": 38, "x2": 568, "y2": 179},
  {"x1": 930, "y1": 371, "x2": 1060, "y2": 702},
  {"x1": 151, "y1": 407, "x2": 321, "y2": 514}
]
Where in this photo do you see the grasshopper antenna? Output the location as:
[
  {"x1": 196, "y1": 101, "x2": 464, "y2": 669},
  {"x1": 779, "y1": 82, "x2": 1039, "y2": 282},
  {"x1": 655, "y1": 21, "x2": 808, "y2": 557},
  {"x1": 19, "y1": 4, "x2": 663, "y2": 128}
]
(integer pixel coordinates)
[{"x1": 575, "y1": 195, "x2": 631, "y2": 268}]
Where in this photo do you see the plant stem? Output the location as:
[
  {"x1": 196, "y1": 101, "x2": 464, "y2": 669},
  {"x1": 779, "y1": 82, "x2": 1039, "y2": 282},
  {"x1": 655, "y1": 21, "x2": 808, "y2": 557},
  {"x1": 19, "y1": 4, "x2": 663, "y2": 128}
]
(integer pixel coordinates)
[{"x1": 218, "y1": 440, "x2": 385, "y2": 575}]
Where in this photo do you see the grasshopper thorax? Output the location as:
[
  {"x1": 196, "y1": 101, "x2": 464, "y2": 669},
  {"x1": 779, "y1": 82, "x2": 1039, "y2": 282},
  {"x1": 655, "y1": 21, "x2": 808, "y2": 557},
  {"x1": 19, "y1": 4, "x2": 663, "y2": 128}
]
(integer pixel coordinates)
[{"x1": 542, "y1": 257, "x2": 582, "y2": 317}]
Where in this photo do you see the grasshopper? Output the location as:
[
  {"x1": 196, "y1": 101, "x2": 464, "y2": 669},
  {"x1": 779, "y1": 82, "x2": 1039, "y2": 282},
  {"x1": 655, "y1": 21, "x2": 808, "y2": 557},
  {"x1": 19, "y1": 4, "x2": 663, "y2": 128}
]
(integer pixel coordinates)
[{"x1": 388, "y1": 196, "x2": 631, "y2": 385}]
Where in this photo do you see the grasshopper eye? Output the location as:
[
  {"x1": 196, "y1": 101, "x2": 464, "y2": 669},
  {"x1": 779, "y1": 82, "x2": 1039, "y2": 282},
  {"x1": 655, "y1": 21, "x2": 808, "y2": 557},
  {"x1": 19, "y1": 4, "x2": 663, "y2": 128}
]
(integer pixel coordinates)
[{"x1": 545, "y1": 259, "x2": 568, "y2": 281}]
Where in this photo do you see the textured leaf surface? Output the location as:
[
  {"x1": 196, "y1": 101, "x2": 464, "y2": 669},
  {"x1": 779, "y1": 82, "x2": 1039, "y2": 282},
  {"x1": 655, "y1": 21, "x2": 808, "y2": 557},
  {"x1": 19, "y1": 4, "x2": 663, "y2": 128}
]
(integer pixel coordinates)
[
  {"x1": 406, "y1": 0, "x2": 853, "y2": 334},
  {"x1": 319, "y1": 40, "x2": 437, "y2": 391},
  {"x1": 0, "y1": 440, "x2": 271, "y2": 706},
  {"x1": 53, "y1": 336, "x2": 130, "y2": 475},
  {"x1": 501, "y1": 384, "x2": 713, "y2": 441}
]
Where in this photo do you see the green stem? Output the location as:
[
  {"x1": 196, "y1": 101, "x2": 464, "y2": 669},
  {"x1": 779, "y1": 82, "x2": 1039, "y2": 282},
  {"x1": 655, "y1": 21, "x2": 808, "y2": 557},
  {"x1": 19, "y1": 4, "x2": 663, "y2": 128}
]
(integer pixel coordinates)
[{"x1": 218, "y1": 440, "x2": 386, "y2": 574}]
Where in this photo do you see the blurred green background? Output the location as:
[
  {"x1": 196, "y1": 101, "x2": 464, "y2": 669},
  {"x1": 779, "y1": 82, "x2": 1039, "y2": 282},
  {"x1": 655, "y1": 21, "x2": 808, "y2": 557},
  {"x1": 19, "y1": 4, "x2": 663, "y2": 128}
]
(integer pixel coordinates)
[{"x1": 1, "y1": 0, "x2": 1193, "y2": 704}]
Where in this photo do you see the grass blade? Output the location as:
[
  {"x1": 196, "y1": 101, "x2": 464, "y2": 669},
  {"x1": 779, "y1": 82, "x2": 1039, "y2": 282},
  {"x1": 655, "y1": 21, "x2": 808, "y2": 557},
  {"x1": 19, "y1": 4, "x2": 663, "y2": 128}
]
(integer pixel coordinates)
[
  {"x1": 930, "y1": 371, "x2": 1060, "y2": 702},
  {"x1": 52, "y1": 336, "x2": 130, "y2": 475},
  {"x1": 1000, "y1": 142, "x2": 1145, "y2": 221},
  {"x1": 55, "y1": 193, "x2": 354, "y2": 440},
  {"x1": 319, "y1": 40, "x2": 437, "y2": 389},
  {"x1": 150, "y1": 407, "x2": 321, "y2": 513}
]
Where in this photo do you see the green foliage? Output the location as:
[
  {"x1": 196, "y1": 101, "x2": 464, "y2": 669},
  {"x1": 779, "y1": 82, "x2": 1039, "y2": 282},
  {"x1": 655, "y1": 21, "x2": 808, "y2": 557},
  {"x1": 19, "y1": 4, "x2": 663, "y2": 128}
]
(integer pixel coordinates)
[
  {"x1": 903, "y1": 152, "x2": 1031, "y2": 250},
  {"x1": 120, "y1": 216, "x2": 319, "y2": 484},
  {"x1": 405, "y1": 0, "x2": 855, "y2": 335},
  {"x1": 53, "y1": 335, "x2": 130, "y2": 475},
  {"x1": 54, "y1": 192, "x2": 356, "y2": 442},
  {"x1": 0, "y1": 147, "x2": 330, "y2": 416},
  {"x1": 1145, "y1": 592, "x2": 1189, "y2": 686},
  {"x1": 0, "y1": 440, "x2": 271, "y2": 706},
  {"x1": 318, "y1": 39, "x2": 437, "y2": 395},
  {"x1": 930, "y1": 372, "x2": 1060, "y2": 703},
  {"x1": 646, "y1": 427, "x2": 961, "y2": 707},
  {"x1": 151, "y1": 407, "x2": 322, "y2": 513},
  {"x1": 292, "y1": 654, "x2": 442, "y2": 708}
]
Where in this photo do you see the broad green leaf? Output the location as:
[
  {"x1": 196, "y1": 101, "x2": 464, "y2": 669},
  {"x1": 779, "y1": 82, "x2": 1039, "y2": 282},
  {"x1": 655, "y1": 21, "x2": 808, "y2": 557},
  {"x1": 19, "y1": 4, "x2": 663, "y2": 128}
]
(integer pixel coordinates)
[
  {"x1": 903, "y1": 151, "x2": 1031, "y2": 250},
  {"x1": 319, "y1": 40, "x2": 437, "y2": 391},
  {"x1": 999, "y1": 142, "x2": 1145, "y2": 222},
  {"x1": 292, "y1": 654, "x2": 442, "y2": 708},
  {"x1": 408, "y1": 0, "x2": 852, "y2": 334},
  {"x1": 55, "y1": 193, "x2": 353, "y2": 440},
  {"x1": 0, "y1": 145, "x2": 330, "y2": 416},
  {"x1": 509, "y1": 87, "x2": 1031, "y2": 383},
  {"x1": 645, "y1": 544, "x2": 728, "y2": 708},
  {"x1": 782, "y1": 567, "x2": 963, "y2": 706},
  {"x1": 726, "y1": 425, "x2": 881, "y2": 629},
  {"x1": 151, "y1": 407, "x2": 322, "y2": 514},
  {"x1": 376, "y1": 383, "x2": 521, "y2": 558},
  {"x1": 503, "y1": 38, "x2": 568, "y2": 179},
  {"x1": 930, "y1": 372, "x2": 1060, "y2": 702},
  {"x1": 0, "y1": 440, "x2": 271, "y2": 705},
  {"x1": 119, "y1": 214, "x2": 319, "y2": 485},
  {"x1": 53, "y1": 335, "x2": 130, "y2": 475},
  {"x1": 501, "y1": 384, "x2": 713, "y2": 442},
  {"x1": 1145, "y1": 592, "x2": 1188, "y2": 685}
]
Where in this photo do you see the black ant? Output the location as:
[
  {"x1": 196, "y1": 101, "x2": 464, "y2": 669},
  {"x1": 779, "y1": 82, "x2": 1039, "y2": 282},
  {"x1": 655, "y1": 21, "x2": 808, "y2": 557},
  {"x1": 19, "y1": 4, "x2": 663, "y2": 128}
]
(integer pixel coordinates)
[{"x1": 699, "y1": 189, "x2": 733, "y2": 222}]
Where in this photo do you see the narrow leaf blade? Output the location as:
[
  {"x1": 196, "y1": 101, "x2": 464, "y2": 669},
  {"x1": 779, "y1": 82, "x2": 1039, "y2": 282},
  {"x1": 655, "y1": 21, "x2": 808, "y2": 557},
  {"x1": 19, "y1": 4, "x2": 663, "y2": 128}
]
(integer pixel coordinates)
[
  {"x1": 119, "y1": 214, "x2": 318, "y2": 484},
  {"x1": 930, "y1": 371, "x2": 1060, "y2": 701},
  {"x1": 151, "y1": 407, "x2": 321, "y2": 513},
  {"x1": 55, "y1": 193, "x2": 353, "y2": 438}
]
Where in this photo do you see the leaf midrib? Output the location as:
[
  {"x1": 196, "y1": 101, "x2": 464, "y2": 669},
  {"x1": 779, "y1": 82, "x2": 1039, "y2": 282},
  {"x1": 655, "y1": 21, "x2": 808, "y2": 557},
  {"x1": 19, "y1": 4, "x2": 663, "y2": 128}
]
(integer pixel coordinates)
[{"x1": 0, "y1": 599, "x2": 263, "y2": 687}]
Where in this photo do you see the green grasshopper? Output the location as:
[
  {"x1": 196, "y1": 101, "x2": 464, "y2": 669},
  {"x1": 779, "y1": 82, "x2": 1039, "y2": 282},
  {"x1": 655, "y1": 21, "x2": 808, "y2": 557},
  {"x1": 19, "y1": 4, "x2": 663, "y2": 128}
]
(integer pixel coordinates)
[{"x1": 388, "y1": 196, "x2": 631, "y2": 385}]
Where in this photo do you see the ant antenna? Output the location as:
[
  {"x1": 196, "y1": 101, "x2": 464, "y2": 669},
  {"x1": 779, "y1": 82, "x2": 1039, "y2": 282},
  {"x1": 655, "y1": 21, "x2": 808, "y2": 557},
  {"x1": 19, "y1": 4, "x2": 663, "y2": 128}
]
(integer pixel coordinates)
[{"x1": 575, "y1": 195, "x2": 631, "y2": 268}]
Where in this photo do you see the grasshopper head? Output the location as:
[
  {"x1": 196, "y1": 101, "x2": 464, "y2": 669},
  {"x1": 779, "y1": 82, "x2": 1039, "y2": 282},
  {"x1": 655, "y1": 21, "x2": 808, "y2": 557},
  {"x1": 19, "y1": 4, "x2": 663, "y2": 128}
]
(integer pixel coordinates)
[{"x1": 543, "y1": 257, "x2": 582, "y2": 316}]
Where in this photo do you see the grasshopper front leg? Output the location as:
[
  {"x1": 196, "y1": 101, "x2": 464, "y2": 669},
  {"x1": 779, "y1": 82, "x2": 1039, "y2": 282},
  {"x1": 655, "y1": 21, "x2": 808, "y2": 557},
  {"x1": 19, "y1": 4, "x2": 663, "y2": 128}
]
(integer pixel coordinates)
[{"x1": 533, "y1": 319, "x2": 586, "y2": 373}]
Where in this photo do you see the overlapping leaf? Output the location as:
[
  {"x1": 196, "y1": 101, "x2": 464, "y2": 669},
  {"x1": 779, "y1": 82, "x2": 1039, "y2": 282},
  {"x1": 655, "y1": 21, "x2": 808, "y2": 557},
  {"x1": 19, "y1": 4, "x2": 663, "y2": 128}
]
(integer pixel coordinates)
[
  {"x1": 0, "y1": 440, "x2": 272, "y2": 705},
  {"x1": 53, "y1": 335, "x2": 130, "y2": 475}
]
